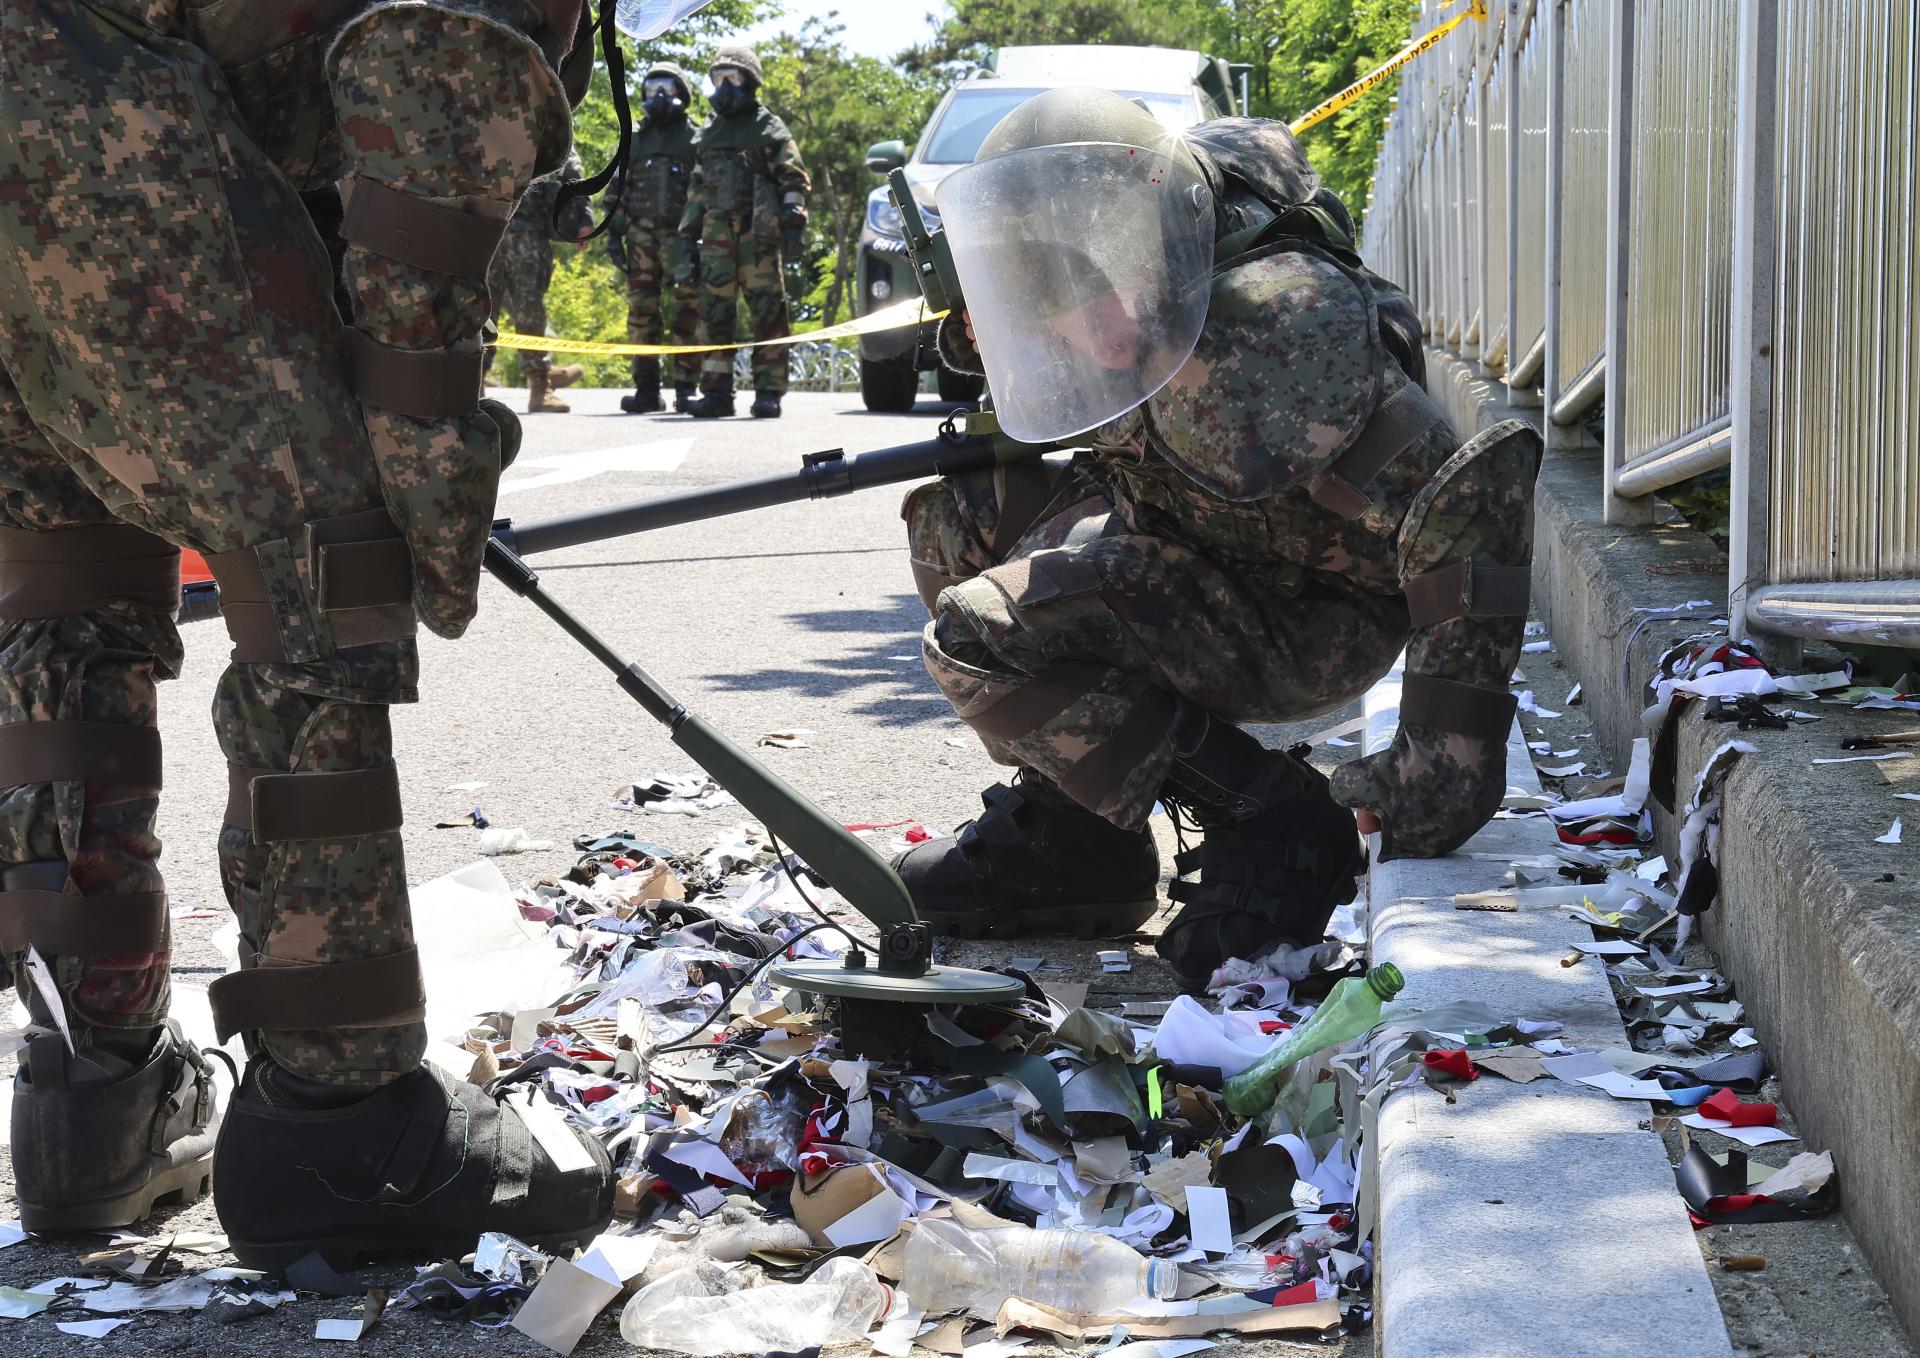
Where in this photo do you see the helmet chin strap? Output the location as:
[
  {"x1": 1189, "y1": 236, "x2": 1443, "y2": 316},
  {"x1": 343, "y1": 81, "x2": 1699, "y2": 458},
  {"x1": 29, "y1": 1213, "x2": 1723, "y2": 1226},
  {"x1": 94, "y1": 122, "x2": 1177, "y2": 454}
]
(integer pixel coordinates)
[{"x1": 553, "y1": 2, "x2": 631, "y2": 241}]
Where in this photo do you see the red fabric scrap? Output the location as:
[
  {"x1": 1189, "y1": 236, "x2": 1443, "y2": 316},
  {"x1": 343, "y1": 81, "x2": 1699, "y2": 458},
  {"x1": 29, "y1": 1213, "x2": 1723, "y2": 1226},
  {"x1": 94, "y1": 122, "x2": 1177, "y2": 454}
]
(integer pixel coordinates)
[
  {"x1": 1258, "y1": 1020, "x2": 1294, "y2": 1035},
  {"x1": 1705, "y1": 1192, "x2": 1776, "y2": 1216},
  {"x1": 841, "y1": 819, "x2": 918, "y2": 832},
  {"x1": 1270, "y1": 1281, "x2": 1318, "y2": 1308},
  {"x1": 1423, "y1": 1048, "x2": 1479, "y2": 1081},
  {"x1": 1700, "y1": 1087, "x2": 1777, "y2": 1127}
]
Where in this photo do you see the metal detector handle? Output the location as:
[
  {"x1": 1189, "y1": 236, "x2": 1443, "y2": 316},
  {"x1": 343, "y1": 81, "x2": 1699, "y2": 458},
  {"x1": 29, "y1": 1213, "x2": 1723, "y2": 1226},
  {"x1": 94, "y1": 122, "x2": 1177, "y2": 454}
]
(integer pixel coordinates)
[
  {"x1": 669, "y1": 712, "x2": 918, "y2": 931},
  {"x1": 888, "y1": 167, "x2": 960, "y2": 316}
]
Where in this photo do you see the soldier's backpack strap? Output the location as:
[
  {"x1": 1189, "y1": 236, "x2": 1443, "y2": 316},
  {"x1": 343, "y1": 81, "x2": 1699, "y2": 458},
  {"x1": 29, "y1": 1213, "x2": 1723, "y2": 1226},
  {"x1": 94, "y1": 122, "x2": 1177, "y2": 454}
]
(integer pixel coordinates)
[{"x1": 1213, "y1": 202, "x2": 1362, "y2": 272}]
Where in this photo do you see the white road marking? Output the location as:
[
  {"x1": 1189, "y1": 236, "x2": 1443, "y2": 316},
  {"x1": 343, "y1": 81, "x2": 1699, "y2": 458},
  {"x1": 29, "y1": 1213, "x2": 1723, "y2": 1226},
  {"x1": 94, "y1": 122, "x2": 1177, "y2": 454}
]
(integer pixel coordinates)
[{"x1": 499, "y1": 438, "x2": 693, "y2": 495}]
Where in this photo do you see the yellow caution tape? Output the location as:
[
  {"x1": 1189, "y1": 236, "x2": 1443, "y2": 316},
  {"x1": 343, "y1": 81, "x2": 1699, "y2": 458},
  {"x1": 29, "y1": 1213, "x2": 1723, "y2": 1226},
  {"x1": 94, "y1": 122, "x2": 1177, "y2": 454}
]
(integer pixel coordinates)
[
  {"x1": 492, "y1": 296, "x2": 945, "y2": 357},
  {"x1": 1290, "y1": 0, "x2": 1486, "y2": 137}
]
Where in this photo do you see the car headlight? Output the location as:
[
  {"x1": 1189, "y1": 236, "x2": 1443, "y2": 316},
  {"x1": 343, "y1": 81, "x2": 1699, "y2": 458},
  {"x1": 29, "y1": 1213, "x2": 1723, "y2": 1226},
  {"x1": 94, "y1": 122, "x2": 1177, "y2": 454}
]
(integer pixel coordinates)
[{"x1": 866, "y1": 188, "x2": 903, "y2": 239}]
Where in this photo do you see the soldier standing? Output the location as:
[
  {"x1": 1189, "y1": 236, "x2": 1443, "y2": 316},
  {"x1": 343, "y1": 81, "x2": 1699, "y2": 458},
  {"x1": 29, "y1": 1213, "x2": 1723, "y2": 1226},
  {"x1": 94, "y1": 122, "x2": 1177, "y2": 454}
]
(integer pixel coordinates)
[
  {"x1": 895, "y1": 92, "x2": 1542, "y2": 984},
  {"x1": 678, "y1": 44, "x2": 810, "y2": 420},
  {"x1": 0, "y1": 0, "x2": 614, "y2": 1264},
  {"x1": 488, "y1": 148, "x2": 592, "y2": 414},
  {"x1": 604, "y1": 61, "x2": 703, "y2": 414}
]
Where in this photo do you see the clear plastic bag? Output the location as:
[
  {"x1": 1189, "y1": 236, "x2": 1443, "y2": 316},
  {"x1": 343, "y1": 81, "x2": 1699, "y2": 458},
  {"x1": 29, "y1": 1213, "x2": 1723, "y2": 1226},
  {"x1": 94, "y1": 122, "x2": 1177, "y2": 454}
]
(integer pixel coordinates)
[{"x1": 619, "y1": 1257, "x2": 889, "y2": 1355}]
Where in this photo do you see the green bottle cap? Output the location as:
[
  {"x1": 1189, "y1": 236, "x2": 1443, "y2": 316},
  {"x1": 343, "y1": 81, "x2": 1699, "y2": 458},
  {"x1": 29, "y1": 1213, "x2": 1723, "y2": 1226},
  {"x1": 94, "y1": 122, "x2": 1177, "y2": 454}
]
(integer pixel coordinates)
[{"x1": 1367, "y1": 962, "x2": 1405, "y2": 1000}]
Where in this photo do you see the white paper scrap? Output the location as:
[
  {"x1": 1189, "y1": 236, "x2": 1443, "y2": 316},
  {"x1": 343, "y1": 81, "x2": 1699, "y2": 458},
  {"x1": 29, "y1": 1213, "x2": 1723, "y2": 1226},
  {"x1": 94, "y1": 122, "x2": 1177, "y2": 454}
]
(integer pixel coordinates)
[
  {"x1": 1635, "y1": 979, "x2": 1715, "y2": 998},
  {"x1": 1812, "y1": 753, "x2": 1902, "y2": 765},
  {"x1": 510, "y1": 1257, "x2": 623, "y2": 1355},
  {"x1": 823, "y1": 1185, "x2": 911, "y2": 1247},
  {"x1": 578, "y1": 1232, "x2": 656, "y2": 1287},
  {"x1": 1539, "y1": 762, "x2": 1587, "y2": 777},
  {"x1": 1099, "y1": 950, "x2": 1132, "y2": 973},
  {"x1": 1679, "y1": 1114, "x2": 1798, "y2": 1147},
  {"x1": 315, "y1": 1318, "x2": 367, "y2": 1341},
  {"x1": 1730, "y1": 1027, "x2": 1759, "y2": 1049},
  {"x1": 0, "y1": 1220, "x2": 26, "y2": 1251},
  {"x1": 1521, "y1": 640, "x2": 1552, "y2": 653},
  {"x1": 58, "y1": 1319, "x2": 132, "y2": 1338},
  {"x1": 1875, "y1": 818, "x2": 1903, "y2": 845},
  {"x1": 1184, "y1": 1185, "x2": 1235, "y2": 1255},
  {"x1": 1576, "y1": 1070, "x2": 1671, "y2": 1101},
  {"x1": 1540, "y1": 1052, "x2": 1614, "y2": 1083},
  {"x1": 1106, "y1": 1342, "x2": 1217, "y2": 1358}
]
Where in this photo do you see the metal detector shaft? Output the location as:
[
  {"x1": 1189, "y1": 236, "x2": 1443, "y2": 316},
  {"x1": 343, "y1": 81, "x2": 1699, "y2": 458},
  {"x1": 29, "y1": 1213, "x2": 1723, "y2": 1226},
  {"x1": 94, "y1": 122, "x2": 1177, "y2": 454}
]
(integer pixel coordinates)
[
  {"x1": 482, "y1": 535, "x2": 923, "y2": 942},
  {"x1": 497, "y1": 428, "x2": 1050, "y2": 558}
]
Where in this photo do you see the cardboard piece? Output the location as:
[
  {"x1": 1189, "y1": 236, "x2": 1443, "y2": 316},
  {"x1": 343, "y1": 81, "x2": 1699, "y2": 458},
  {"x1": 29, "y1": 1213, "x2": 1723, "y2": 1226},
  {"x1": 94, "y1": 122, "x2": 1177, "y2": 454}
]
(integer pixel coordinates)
[
  {"x1": 995, "y1": 1295, "x2": 1340, "y2": 1341},
  {"x1": 791, "y1": 1162, "x2": 908, "y2": 1247},
  {"x1": 1470, "y1": 1048, "x2": 1549, "y2": 1083},
  {"x1": 510, "y1": 1258, "x2": 622, "y2": 1355}
]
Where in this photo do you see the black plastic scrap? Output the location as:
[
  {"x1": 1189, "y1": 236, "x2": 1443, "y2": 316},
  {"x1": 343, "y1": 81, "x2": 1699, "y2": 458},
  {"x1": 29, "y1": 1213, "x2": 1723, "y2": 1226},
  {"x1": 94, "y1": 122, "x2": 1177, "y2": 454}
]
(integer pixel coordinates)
[{"x1": 1675, "y1": 1144, "x2": 1838, "y2": 1225}]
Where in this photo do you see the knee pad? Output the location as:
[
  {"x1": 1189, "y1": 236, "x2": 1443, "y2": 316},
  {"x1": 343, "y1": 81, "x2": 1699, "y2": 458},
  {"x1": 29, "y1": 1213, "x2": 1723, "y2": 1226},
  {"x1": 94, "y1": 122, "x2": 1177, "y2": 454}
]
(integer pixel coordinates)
[{"x1": 326, "y1": 1, "x2": 574, "y2": 639}]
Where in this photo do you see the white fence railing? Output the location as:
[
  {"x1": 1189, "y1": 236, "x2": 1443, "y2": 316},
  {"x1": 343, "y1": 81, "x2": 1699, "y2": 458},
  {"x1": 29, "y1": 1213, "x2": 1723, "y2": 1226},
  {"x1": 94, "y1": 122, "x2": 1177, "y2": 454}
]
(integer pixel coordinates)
[{"x1": 1362, "y1": 0, "x2": 1920, "y2": 650}]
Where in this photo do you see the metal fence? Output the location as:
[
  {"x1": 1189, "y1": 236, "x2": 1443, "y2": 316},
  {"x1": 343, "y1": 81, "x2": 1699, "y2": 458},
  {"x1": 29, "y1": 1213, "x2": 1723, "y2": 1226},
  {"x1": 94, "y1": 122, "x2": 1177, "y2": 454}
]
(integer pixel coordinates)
[{"x1": 1363, "y1": 0, "x2": 1920, "y2": 650}]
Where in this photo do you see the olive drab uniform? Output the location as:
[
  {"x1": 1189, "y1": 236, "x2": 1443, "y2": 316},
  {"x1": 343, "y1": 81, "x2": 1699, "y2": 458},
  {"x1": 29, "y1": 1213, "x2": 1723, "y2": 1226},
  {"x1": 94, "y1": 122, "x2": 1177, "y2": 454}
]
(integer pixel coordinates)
[
  {"x1": 0, "y1": 0, "x2": 614, "y2": 1246},
  {"x1": 908, "y1": 118, "x2": 1541, "y2": 865},
  {"x1": 487, "y1": 147, "x2": 593, "y2": 384},
  {"x1": 604, "y1": 68, "x2": 701, "y2": 395},
  {"x1": 679, "y1": 99, "x2": 810, "y2": 396}
]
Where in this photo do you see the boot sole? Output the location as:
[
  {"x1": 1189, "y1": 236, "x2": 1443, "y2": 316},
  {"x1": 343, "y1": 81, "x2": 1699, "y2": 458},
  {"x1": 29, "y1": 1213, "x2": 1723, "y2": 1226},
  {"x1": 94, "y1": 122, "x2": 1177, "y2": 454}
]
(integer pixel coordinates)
[
  {"x1": 18, "y1": 1150, "x2": 213, "y2": 1233},
  {"x1": 920, "y1": 897, "x2": 1159, "y2": 942},
  {"x1": 227, "y1": 1221, "x2": 605, "y2": 1275}
]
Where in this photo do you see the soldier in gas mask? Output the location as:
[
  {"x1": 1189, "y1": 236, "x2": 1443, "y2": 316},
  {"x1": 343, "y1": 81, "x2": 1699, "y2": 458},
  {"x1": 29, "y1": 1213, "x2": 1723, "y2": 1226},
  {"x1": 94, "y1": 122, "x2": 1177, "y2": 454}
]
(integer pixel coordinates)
[
  {"x1": 677, "y1": 44, "x2": 810, "y2": 419},
  {"x1": 604, "y1": 60, "x2": 702, "y2": 414}
]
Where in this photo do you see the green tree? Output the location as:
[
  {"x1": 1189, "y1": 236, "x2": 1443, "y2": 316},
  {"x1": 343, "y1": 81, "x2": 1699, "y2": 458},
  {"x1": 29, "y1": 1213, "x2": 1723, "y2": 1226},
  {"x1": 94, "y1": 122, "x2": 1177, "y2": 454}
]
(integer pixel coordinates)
[
  {"x1": 902, "y1": 0, "x2": 1423, "y2": 215},
  {"x1": 756, "y1": 16, "x2": 943, "y2": 326}
]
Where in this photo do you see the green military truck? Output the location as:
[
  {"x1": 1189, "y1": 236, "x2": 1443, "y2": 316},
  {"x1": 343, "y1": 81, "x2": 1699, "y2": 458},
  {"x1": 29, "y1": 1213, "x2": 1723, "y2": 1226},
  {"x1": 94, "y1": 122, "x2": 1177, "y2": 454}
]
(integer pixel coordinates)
[{"x1": 854, "y1": 44, "x2": 1248, "y2": 412}]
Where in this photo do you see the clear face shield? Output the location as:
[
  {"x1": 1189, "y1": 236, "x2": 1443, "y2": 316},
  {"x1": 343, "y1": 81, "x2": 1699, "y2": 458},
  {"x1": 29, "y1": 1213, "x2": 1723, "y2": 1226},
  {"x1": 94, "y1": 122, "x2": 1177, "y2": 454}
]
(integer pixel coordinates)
[
  {"x1": 934, "y1": 140, "x2": 1216, "y2": 443},
  {"x1": 614, "y1": 0, "x2": 717, "y2": 39}
]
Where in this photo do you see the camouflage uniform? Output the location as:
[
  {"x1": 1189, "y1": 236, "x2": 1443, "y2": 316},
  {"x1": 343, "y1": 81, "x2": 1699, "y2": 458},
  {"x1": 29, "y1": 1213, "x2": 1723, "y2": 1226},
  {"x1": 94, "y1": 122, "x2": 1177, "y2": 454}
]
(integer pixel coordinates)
[
  {"x1": 605, "y1": 86, "x2": 701, "y2": 392},
  {"x1": 0, "y1": 0, "x2": 583, "y2": 1089},
  {"x1": 487, "y1": 147, "x2": 592, "y2": 380},
  {"x1": 909, "y1": 119, "x2": 1540, "y2": 863},
  {"x1": 679, "y1": 98, "x2": 809, "y2": 396}
]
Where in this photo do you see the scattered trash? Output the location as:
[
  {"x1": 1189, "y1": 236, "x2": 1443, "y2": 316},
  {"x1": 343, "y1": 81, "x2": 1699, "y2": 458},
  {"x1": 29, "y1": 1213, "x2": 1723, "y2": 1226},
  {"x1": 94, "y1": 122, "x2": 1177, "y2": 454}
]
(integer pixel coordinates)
[
  {"x1": 479, "y1": 826, "x2": 554, "y2": 856},
  {"x1": 616, "y1": 773, "x2": 741, "y2": 815},
  {"x1": 1718, "y1": 1255, "x2": 1766, "y2": 1271},
  {"x1": 1875, "y1": 818, "x2": 1903, "y2": 845},
  {"x1": 759, "y1": 728, "x2": 817, "y2": 749}
]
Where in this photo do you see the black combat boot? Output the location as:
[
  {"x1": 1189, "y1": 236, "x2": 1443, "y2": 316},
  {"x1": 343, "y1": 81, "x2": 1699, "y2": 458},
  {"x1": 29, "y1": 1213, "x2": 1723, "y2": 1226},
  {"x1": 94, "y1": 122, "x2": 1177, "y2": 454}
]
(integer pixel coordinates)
[
  {"x1": 685, "y1": 386, "x2": 735, "y2": 419},
  {"x1": 620, "y1": 381, "x2": 663, "y2": 414},
  {"x1": 894, "y1": 772, "x2": 1160, "y2": 939},
  {"x1": 673, "y1": 382, "x2": 698, "y2": 414},
  {"x1": 214, "y1": 1058, "x2": 614, "y2": 1271},
  {"x1": 1154, "y1": 700, "x2": 1364, "y2": 984},
  {"x1": 12, "y1": 1019, "x2": 218, "y2": 1231},
  {"x1": 749, "y1": 390, "x2": 782, "y2": 419}
]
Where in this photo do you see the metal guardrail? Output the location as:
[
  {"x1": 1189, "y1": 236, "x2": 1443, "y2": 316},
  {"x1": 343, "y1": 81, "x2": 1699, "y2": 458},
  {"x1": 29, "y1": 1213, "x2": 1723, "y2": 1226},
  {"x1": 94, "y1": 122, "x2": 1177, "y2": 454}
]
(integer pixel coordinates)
[
  {"x1": 1363, "y1": 0, "x2": 1920, "y2": 651},
  {"x1": 730, "y1": 340, "x2": 860, "y2": 393}
]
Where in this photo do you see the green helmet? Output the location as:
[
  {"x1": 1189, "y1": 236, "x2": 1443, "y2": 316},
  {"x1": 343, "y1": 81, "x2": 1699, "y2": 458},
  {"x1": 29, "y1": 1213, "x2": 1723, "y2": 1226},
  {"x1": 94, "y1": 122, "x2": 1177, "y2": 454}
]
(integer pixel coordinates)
[
  {"x1": 709, "y1": 43, "x2": 764, "y2": 88},
  {"x1": 932, "y1": 85, "x2": 1217, "y2": 443},
  {"x1": 977, "y1": 86, "x2": 1181, "y2": 164},
  {"x1": 644, "y1": 60, "x2": 692, "y2": 103}
]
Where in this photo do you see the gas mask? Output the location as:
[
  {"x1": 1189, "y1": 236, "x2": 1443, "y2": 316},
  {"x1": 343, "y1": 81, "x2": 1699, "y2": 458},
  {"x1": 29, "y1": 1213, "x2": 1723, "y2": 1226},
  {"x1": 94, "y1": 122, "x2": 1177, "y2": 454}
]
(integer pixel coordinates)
[
  {"x1": 708, "y1": 68, "x2": 754, "y2": 115},
  {"x1": 642, "y1": 76, "x2": 685, "y2": 122}
]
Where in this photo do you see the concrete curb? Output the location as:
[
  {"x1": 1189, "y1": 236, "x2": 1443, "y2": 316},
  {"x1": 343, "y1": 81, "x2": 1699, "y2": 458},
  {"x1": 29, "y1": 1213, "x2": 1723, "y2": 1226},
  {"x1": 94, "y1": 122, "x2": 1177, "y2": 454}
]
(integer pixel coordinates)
[
  {"x1": 1424, "y1": 346, "x2": 1920, "y2": 1341},
  {"x1": 1364, "y1": 662, "x2": 1733, "y2": 1358}
]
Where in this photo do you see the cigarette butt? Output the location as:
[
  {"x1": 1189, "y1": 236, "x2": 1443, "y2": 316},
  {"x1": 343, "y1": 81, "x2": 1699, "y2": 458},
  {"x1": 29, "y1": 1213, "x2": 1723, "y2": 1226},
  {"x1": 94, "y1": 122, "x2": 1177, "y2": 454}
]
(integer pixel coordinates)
[
  {"x1": 1720, "y1": 1254, "x2": 1766, "y2": 1272},
  {"x1": 1560, "y1": 949, "x2": 1584, "y2": 968}
]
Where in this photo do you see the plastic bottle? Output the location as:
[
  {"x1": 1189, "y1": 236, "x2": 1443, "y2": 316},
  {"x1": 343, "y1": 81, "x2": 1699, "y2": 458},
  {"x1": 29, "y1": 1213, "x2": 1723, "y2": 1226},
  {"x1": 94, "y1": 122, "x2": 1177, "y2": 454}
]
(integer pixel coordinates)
[
  {"x1": 618, "y1": 1256, "x2": 890, "y2": 1355},
  {"x1": 903, "y1": 1218, "x2": 1180, "y2": 1319},
  {"x1": 1222, "y1": 963, "x2": 1405, "y2": 1117}
]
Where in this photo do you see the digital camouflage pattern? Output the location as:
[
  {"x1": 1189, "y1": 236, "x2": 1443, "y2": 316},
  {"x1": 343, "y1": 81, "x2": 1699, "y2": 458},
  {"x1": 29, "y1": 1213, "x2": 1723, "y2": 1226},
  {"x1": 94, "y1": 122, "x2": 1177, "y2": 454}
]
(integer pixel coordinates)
[
  {"x1": 914, "y1": 120, "x2": 1539, "y2": 858},
  {"x1": 488, "y1": 149, "x2": 592, "y2": 377},
  {"x1": 605, "y1": 111, "x2": 701, "y2": 388},
  {"x1": 680, "y1": 101, "x2": 809, "y2": 393},
  {"x1": 0, "y1": 0, "x2": 569, "y2": 1085}
]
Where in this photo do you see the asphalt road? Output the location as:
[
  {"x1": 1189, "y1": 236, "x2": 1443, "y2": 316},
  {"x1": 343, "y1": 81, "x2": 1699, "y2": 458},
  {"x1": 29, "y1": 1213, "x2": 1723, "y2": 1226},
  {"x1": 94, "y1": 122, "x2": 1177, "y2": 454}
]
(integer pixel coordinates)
[{"x1": 0, "y1": 388, "x2": 1359, "y2": 1356}]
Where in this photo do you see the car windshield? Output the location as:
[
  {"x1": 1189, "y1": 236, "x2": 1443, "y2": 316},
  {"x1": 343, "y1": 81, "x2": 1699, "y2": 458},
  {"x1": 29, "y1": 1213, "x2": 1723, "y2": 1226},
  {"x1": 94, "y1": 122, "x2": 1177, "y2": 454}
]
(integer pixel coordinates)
[{"x1": 918, "y1": 87, "x2": 1194, "y2": 165}]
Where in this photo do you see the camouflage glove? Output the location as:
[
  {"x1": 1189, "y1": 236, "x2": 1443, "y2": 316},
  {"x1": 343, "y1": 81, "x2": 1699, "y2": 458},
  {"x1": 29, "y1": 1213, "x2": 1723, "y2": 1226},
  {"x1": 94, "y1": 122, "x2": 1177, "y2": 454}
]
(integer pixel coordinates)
[
  {"x1": 680, "y1": 233, "x2": 701, "y2": 281},
  {"x1": 604, "y1": 229, "x2": 629, "y2": 271},
  {"x1": 780, "y1": 208, "x2": 805, "y2": 260},
  {"x1": 1330, "y1": 420, "x2": 1542, "y2": 861},
  {"x1": 1330, "y1": 716, "x2": 1510, "y2": 861}
]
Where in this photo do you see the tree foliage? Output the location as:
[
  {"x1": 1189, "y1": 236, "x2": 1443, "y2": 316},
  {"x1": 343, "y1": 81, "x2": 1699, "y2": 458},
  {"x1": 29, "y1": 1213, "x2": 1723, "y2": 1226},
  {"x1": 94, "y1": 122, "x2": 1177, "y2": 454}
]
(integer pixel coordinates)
[{"x1": 532, "y1": 0, "x2": 1425, "y2": 386}]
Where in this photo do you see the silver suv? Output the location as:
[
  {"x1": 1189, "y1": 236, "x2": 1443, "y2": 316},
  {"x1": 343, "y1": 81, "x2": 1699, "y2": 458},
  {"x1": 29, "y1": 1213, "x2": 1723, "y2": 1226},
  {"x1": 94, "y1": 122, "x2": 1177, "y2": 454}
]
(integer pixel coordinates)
[{"x1": 854, "y1": 45, "x2": 1244, "y2": 412}]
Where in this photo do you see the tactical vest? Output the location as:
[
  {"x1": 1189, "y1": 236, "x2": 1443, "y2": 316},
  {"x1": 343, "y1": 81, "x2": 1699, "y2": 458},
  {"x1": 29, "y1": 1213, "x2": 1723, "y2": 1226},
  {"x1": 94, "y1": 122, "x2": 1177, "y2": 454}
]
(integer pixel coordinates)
[
  {"x1": 624, "y1": 120, "x2": 697, "y2": 224},
  {"x1": 695, "y1": 106, "x2": 791, "y2": 235}
]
